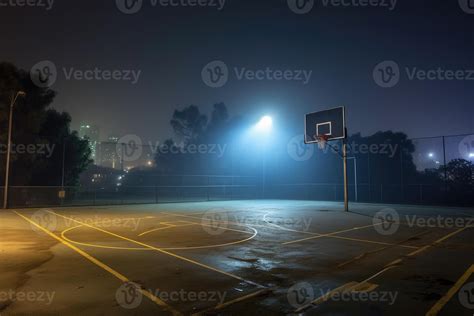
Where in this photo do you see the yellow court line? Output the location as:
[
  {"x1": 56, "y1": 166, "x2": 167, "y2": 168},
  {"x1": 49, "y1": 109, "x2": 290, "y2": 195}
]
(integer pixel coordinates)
[
  {"x1": 297, "y1": 225, "x2": 472, "y2": 313},
  {"x1": 426, "y1": 264, "x2": 474, "y2": 316},
  {"x1": 48, "y1": 211, "x2": 265, "y2": 288},
  {"x1": 262, "y1": 213, "x2": 411, "y2": 248},
  {"x1": 408, "y1": 226, "x2": 473, "y2": 258},
  {"x1": 162, "y1": 212, "x2": 272, "y2": 230},
  {"x1": 13, "y1": 211, "x2": 180, "y2": 316},
  {"x1": 282, "y1": 223, "x2": 385, "y2": 245},
  {"x1": 61, "y1": 224, "x2": 259, "y2": 251},
  {"x1": 192, "y1": 288, "x2": 272, "y2": 315},
  {"x1": 139, "y1": 223, "x2": 197, "y2": 236},
  {"x1": 166, "y1": 211, "x2": 416, "y2": 249}
]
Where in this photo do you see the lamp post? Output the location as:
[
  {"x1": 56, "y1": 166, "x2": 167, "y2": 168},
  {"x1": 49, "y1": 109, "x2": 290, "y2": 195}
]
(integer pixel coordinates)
[{"x1": 3, "y1": 91, "x2": 26, "y2": 209}]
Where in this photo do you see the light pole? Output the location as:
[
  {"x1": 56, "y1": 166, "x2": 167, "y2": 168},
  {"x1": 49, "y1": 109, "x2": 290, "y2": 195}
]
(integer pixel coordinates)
[{"x1": 3, "y1": 91, "x2": 26, "y2": 209}]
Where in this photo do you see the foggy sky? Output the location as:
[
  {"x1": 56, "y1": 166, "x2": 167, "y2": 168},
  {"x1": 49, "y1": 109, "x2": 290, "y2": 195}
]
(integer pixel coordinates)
[{"x1": 2, "y1": 0, "x2": 473, "y2": 142}]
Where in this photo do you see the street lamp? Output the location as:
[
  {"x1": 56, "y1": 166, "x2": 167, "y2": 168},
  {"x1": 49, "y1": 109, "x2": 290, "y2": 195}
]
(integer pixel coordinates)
[
  {"x1": 3, "y1": 91, "x2": 26, "y2": 209},
  {"x1": 255, "y1": 116, "x2": 273, "y2": 132}
]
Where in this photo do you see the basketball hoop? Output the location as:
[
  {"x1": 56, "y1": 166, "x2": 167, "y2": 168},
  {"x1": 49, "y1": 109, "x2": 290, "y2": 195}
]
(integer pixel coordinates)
[{"x1": 316, "y1": 135, "x2": 329, "y2": 150}]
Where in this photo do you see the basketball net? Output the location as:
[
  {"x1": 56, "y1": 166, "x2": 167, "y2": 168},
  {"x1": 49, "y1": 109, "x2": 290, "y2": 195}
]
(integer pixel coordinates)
[{"x1": 316, "y1": 135, "x2": 329, "y2": 150}]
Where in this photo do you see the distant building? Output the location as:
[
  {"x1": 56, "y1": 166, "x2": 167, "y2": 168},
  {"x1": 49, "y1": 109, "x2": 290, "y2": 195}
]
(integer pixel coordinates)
[
  {"x1": 79, "y1": 124, "x2": 100, "y2": 162},
  {"x1": 99, "y1": 135, "x2": 121, "y2": 169}
]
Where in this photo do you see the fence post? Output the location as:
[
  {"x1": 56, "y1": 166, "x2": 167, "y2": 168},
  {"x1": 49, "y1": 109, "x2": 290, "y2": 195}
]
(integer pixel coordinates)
[
  {"x1": 380, "y1": 184, "x2": 383, "y2": 203},
  {"x1": 442, "y1": 136, "x2": 448, "y2": 202}
]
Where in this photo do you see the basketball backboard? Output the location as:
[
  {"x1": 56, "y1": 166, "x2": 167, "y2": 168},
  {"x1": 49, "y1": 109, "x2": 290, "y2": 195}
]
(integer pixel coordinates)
[{"x1": 304, "y1": 106, "x2": 346, "y2": 144}]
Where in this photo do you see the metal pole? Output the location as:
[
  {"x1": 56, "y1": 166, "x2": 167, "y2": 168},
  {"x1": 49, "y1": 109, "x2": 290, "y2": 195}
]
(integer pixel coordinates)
[
  {"x1": 61, "y1": 140, "x2": 66, "y2": 188},
  {"x1": 353, "y1": 157, "x2": 358, "y2": 202},
  {"x1": 400, "y1": 146, "x2": 404, "y2": 202},
  {"x1": 343, "y1": 140, "x2": 349, "y2": 211},
  {"x1": 442, "y1": 136, "x2": 448, "y2": 200},
  {"x1": 3, "y1": 95, "x2": 15, "y2": 209}
]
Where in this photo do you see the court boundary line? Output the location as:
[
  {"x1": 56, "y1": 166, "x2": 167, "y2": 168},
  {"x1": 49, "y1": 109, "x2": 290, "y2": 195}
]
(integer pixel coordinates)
[
  {"x1": 426, "y1": 264, "x2": 474, "y2": 316},
  {"x1": 162, "y1": 211, "x2": 418, "y2": 249},
  {"x1": 47, "y1": 210, "x2": 265, "y2": 288},
  {"x1": 295, "y1": 224, "x2": 472, "y2": 313},
  {"x1": 60, "y1": 223, "x2": 259, "y2": 251},
  {"x1": 13, "y1": 211, "x2": 181, "y2": 316}
]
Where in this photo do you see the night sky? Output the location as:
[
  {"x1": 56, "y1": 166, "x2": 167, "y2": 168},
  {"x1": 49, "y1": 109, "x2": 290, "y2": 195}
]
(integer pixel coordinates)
[{"x1": 2, "y1": 0, "x2": 473, "y2": 142}]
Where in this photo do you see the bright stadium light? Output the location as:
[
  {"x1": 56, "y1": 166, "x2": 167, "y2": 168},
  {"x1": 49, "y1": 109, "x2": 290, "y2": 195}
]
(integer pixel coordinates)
[
  {"x1": 428, "y1": 152, "x2": 434, "y2": 158},
  {"x1": 469, "y1": 153, "x2": 474, "y2": 158},
  {"x1": 255, "y1": 116, "x2": 273, "y2": 132}
]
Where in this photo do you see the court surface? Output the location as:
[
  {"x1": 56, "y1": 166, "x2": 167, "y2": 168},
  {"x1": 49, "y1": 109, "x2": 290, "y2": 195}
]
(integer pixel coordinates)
[{"x1": 1, "y1": 200, "x2": 473, "y2": 315}]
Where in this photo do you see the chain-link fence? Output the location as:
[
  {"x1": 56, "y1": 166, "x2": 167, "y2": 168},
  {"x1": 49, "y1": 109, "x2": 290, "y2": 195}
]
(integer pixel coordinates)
[{"x1": 0, "y1": 133, "x2": 472, "y2": 208}]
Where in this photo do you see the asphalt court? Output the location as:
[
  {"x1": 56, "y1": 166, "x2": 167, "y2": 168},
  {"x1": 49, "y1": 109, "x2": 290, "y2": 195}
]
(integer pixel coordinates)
[{"x1": 2, "y1": 200, "x2": 474, "y2": 315}]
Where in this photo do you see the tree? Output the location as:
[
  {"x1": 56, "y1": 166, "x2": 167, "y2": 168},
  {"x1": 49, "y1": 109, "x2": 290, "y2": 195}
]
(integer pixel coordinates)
[{"x1": 0, "y1": 62, "x2": 92, "y2": 186}]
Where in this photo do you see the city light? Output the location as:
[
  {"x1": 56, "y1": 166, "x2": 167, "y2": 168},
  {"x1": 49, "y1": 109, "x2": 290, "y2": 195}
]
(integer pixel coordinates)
[
  {"x1": 428, "y1": 152, "x2": 434, "y2": 158},
  {"x1": 255, "y1": 116, "x2": 273, "y2": 132}
]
